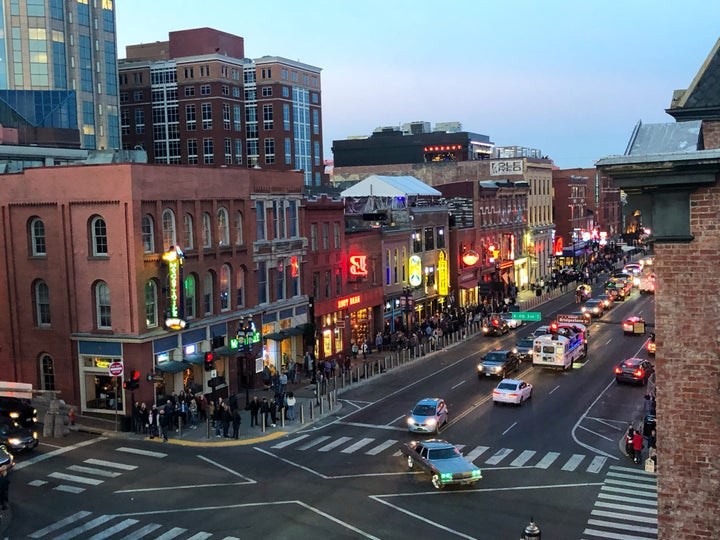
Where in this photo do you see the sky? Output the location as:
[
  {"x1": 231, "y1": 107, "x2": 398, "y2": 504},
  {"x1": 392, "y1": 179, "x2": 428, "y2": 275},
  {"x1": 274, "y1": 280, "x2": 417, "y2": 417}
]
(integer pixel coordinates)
[{"x1": 116, "y1": 0, "x2": 720, "y2": 169}]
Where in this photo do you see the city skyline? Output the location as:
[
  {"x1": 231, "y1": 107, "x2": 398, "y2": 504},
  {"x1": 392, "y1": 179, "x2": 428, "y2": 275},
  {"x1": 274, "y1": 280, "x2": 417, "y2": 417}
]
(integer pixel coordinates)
[{"x1": 116, "y1": 0, "x2": 720, "y2": 169}]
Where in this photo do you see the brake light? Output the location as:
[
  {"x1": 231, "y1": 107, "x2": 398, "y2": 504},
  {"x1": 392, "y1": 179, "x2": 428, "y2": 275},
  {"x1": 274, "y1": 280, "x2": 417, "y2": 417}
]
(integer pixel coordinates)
[
  {"x1": 634, "y1": 369, "x2": 644, "y2": 378},
  {"x1": 492, "y1": 319, "x2": 499, "y2": 326},
  {"x1": 492, "y1": 390, "x2": 501, "y2": 396},
  {"x1": 508, "y1": 393, "x2": 518, "y2": 398}
]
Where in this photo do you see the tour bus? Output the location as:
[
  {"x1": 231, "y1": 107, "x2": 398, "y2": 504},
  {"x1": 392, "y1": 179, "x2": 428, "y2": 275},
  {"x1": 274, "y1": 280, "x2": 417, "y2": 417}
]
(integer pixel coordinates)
[{"x1": 532, "y1": 331, "x2": 586, "y2": 371}]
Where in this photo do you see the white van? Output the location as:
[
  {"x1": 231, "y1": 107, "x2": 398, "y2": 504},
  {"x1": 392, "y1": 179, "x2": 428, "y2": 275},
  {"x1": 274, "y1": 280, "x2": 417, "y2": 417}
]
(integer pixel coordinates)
[{"x1": 532, "y1": 332, "x2": 586, "y2": 371}]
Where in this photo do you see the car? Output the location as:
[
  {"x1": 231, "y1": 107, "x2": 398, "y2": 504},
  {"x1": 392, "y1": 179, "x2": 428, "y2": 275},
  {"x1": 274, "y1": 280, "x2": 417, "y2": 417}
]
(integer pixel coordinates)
[
  {"x1": 597, "y1": 293, "x2": 615, "y2": 310},
  {"x1": 492, "y1": 378, "x2": 533, "y2": 405},
  {"x1": 605, "y1": 279, "x2": 632, "y2": 301},
  {"x1": 623, "y1": 263, "x2": 643, "y2": 276},
  {"x1": 512, "y1": 338, "x2": 535, "y2": 362},
  {"x1": 623, "y1": 316, "x2": 646, "y2": 335},
  {"x1": 0, "y1": 445, "x2": 14, "y2": 469},
  {"x1": 576, "y1": 284, "x2": 592, "y2": 300},
  {"x1": 530, "y1": 325, "x2": 551, "y2": 338},
  {"x1": 482, "y1": 317, "x2": 510, "y2": 336},
  {"x1": 477, "y1": 349, "x2": 520, "y2": 379},
  {"x1": 500, "y1": 312, "x2": 525, "y2": 329},
  {"x1": 581, "y1": 299, "x2": 605, "y2": 318},
  {"x1": 400, "y1": 439, "x2": 482, "y2": 490},
  {"x1": 646, "y1": 333, "x2": 656, "y2": 355},
  {"x1": 406, "y1": 398, "x2": 449, "y2": 434},
  {"x1": 0, "y1": 396, "x2": 38, "y2": 428},
  {"x1": 0, "y1": 418, "x2": 39, "y2": 452},
  {"x1": 615, "y1": 357, "x2": 655, "y2": 385},
  {"x1": 639, "y1": 273, "x2": 656, "y2": 294}
]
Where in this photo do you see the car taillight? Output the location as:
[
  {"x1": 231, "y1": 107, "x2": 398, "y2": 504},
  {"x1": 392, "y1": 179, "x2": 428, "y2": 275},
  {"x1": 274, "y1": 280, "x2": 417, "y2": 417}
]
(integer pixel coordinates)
[
  {"x1": 492, "y1": 390, "x2": 501, "y2": 396},
  {"x1": 634, "y1": 369, "x2": 644, "y2": 378},
  {"x1": 508, "y1": 393, "x2": 518, "y2": 398}
]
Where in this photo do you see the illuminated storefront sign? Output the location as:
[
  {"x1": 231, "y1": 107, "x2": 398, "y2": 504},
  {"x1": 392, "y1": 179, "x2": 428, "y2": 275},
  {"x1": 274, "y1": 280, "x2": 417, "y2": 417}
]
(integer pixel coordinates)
[
  {"x1": 162, "y1": 246, "x2": 186, "y2": 330},
  {"x1": 437, "y1": 250, "x2": 449, "y2": 296},
  {"x1": 349, "y1": 255, "x2": 368, "y2": 277},
  {"x1": 409, "y1": 255, "x2": 422, "y2": 287},
  {"x1": 337, "y1": 294, "x2": 362, "y2": 310},
  {"x1": 462, "y1": 249, "x2": 479, "y2": 266},
  {"x1": 553, "y1": 237, "x2": 564, "y2": 256},
  {"x1": 290, "y1": 255, "x2": 299, "y2": 277}
]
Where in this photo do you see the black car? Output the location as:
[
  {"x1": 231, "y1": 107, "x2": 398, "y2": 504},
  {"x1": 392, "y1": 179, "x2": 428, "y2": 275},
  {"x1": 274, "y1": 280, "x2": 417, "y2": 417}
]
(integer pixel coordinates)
[
  {"x1": 512, "y1": 338, "x2": 535, "y2": 362},
  {"x1": 615, "y1": 357, "x2": 655, "y2": 385},
  {"x1": 477, "y1": 350, "x2": 520, "y2": 378},
  {"x1": 0, "y1": 418, "x2": 38, "y2": 452},
  {"x1": 482, "y1": 317, "x2": 510, "y2": 337},
  {"x1": 0, "y1": 444, "x2": 14, "y2": 469},
  {"x1": 0, "y1": 396, "x2": 38, "y2": 428}
]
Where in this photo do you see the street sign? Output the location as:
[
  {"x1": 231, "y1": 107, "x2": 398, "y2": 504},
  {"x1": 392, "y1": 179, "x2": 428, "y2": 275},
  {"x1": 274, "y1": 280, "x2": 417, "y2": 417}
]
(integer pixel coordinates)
[
  {"x1": 513, "y1": 311, "x2": 542, "y2": 322},
  {"x1": 108, "y1": 362, "x2": 124, "y2": 377},
  {"x1": 557, "y1": 314, "x2": 587, "y2": 324}
]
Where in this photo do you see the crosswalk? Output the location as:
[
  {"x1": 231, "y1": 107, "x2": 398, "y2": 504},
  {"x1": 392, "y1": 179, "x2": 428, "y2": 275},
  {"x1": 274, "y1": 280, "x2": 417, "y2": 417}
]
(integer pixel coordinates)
[
  {"x1": 27, "y1": 446, "x2": 167, "y2": 494},
  {"x1": 27, "y1": 510, "x2": 241, "y2": 539},
  {"x1": 269, "y1": 434, "x2": 610, "y2": 474},
  {"x1": 582, "y1": 464, "x2": 658, "y2": 539}
]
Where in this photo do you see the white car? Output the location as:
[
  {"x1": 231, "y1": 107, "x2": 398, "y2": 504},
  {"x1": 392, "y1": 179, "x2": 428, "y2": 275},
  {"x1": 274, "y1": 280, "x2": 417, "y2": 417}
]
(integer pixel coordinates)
[
  {"x1": 500, "y1": 312, "x2": 524, "y2": 329},
  {"x1": 492, "y1": 379, "x2": 533, "y2": 405},
  {"x1": 530, "y1": 325, "x2": 551, "y2": 338}
]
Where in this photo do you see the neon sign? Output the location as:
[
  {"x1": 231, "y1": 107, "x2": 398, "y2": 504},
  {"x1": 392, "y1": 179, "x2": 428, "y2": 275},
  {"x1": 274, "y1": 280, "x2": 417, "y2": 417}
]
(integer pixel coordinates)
[
  {"x1": 409, "y1": 255, "x2": 422, "y2": 287},
  {"x1": 290, "y1": 255, "x2": 299, "y2": 277},
  {"x1": 337, "y1": 294, "x2": 362, "y2": 310},
  {"x1": 162, "y1": 246, "x2": 186, "y2": 330},
  {"x1": 462, "y1": 250, "x2": 479, "y2": 266},
  {"x1": 349, "y1": 255, "x2": 368, "y2": 277},
  {"x1": 437, "y1": 250, "x2": 449, "y2": 296}
]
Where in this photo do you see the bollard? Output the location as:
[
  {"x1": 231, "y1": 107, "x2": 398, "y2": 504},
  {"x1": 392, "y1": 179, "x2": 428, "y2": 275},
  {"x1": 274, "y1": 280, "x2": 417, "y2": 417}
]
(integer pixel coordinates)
[
  {"x1": 261, "y1": 413, "x2": 266, "y2": 432},
  {"x1": 300, "y1": 402, "x2": 305, "y2": 424},
  {"x1": 207, "y1": 416, "x2": 211, "y2": 439},
  {"x1": 521, "y1": 517, "x2": 541, "y2": 540},
  {"x1": 310, "y1": 401, "x2": 315, "y2": 419},
  {"x1": 319, "y1": 396, "x2": 325, "y2": 415},
  {"x1": 280, "y1": 407, "x2": 286, "y2": 428}
]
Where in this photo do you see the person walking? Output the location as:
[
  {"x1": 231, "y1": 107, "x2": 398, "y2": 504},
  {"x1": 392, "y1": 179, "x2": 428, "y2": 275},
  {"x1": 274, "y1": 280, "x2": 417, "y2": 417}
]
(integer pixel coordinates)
[
  {"x1": 632, "y1": 428, "x2": 644, "y2": 464},
  {"x1": 248, "y1": 396, "x2": 260, "y2": 428},
  {"x1": 220, "y1": 403, "x2": 232, "y2": 438},
  {"x1": 625, "y1": 424, "x2": 635, "y2": 458}
]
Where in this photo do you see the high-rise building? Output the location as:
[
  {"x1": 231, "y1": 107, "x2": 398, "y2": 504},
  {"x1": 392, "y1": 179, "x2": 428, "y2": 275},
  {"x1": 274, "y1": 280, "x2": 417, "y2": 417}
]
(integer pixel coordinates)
[
  {"x1": 117, "y1": 28, "x2": 325, "y2": 187},
  {"x1": 0, "y1": 0, "x2": 120, "y2": 150}
]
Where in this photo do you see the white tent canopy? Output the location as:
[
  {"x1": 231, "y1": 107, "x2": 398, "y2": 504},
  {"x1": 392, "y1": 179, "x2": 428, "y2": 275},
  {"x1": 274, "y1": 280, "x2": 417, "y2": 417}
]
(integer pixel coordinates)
[{"x1": 339, "y1": 175, "x2": 441, "y2": 198}]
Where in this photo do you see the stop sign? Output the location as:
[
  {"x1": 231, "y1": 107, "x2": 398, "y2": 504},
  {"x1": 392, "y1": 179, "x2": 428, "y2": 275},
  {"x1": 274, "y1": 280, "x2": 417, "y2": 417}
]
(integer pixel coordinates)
[{"x1": 108, "y1": 361, "x2": 124, "y2": 377}]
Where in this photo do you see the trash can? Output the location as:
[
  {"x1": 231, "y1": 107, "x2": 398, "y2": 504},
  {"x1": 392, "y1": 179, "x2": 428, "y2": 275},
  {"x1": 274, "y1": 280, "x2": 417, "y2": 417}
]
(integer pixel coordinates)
[{"x1": 643, "y1": 415, "x2": 656, "y2": 437}]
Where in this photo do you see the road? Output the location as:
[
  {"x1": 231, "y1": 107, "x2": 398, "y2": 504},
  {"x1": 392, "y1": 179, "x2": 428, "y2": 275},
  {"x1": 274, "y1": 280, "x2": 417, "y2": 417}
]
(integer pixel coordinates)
[{"x1": 7, "y1": 284, "x2": 658, "y2": 539}]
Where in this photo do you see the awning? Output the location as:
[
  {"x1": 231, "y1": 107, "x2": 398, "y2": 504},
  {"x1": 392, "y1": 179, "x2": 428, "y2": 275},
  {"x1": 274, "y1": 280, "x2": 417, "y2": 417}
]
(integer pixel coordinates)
[
  {"x1": 155, "y1": 361, "x2": 191, "y2": 373},
  {"x1": 264, "y1": 327, "x2": 304, "y2": 341},
  {"x1": 184, "y1": 353, "x2": 205, "y2": 365},
  {"x1": 459, "y1": 281, "x2": 477, "y2": 290},
  {"x1": 212, "y1": 346, "x2": 241, "y2": 356}
]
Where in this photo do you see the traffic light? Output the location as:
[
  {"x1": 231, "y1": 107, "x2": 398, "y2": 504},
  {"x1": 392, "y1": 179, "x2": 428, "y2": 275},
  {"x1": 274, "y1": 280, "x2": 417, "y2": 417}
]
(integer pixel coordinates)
[
  {"x1": 204, "y1": 352, "x2": 215, "y2": 372},
  {"x1": 122, "y1": 370, "x2": 140, "y2": 390}
]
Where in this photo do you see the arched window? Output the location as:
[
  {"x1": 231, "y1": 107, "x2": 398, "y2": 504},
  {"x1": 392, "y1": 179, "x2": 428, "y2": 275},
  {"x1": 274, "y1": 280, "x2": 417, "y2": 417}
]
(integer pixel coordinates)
[
  {"x1": 183, "y1": 213, "x2": 194, "y2": 250},
  {"x1": 40, "y1": 354, "x2": 55, "y2": 391},
  {"x1": 34, "y1": 280, "x2": 51, "y2": 326},
  {"x1": 30, "y1": 217, "x2": 46, "y2": 256},
  {"x1": 203, "y1": 272, "x2": 214, "y2": 314},
  {"x1": 184, "y1": 274, "x2": 196, "y2": 319},
  {"x1": 217, "y1": 207, "x2": 229, "y2": 246},
  {"x1": 219, "y1": 264, "x2": 231, "y2": 311},
  {"x1": 236, "y1": 267, "x2": 245, "y2": 307},
  {"x1": 145, "y1": 280, "x2": 158, "y2": 328},
  {"x1": 162, "y1": 208, "x2": 176, "y2": 251},
  {"x1": 141, "y1": 215, "x2": 155, "y2": 253},
  {"x1": 95, "y1": 281, "x2": 112, "y2": 329},
  {"x1": 90, "y1": 216, "x2": 108, "y2": 256},
  {"x1": 234, "y1": 211, "x2": 243, "y2": 245},
  {"x1": 202, "y1": 212, "x2": 212, "y2": 248}
]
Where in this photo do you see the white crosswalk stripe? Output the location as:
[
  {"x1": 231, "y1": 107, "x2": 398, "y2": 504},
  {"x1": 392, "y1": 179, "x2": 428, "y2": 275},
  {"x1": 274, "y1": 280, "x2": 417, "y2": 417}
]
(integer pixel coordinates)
[
  {"x1": 582, "y1": 464, "x2": 658, "y2": 539},
  {"x1": 264, "y1": 435, "x2": 612, "y2": 473}
]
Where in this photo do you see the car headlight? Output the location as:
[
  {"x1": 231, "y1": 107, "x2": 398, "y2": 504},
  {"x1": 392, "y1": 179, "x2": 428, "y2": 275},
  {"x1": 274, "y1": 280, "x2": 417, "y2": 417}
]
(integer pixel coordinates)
[
  {"x1": 471, "y1": 469, "x2": 482, "y2": 479},
  {"x1": 493, "y1": 366, "x2": 501, "y2": 372},
  {"x1": 32, "y1": 431, "x2": 38, "y2": 439},
  {"x1": 477, "y1": 364, "x2": 484, "y2": 371},
  {"x1": 425, "y1": 418, "x2": 437, "y2": 427},
  {"x1": 9, "y1": 412, "x2": 18, "y2": 419},
  {"x1": 407, "y1": 418, "x2": 416, "y2": 426},
  {"x1": 7, "y1": 438, "x2": 21, "y2": 446}
]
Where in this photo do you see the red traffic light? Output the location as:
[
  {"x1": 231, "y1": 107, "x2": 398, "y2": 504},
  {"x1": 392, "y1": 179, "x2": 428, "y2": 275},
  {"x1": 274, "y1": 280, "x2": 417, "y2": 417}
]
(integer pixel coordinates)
[{"x1": 204, "y1": 352, "x2": 215, "y2": 371}]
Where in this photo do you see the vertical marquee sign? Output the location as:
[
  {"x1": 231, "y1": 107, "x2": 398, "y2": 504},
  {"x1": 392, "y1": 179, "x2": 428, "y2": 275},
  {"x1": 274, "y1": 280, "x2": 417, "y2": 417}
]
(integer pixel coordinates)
[
  {"x1": 437, "y1": 250, "x2": 449, "y2": 296},
  {"x1": 408, "y1": 255, "x2": 423, "y2": 287},
  {"x1": 162, "y1": 246, "x2": 187, "y2": 330}
]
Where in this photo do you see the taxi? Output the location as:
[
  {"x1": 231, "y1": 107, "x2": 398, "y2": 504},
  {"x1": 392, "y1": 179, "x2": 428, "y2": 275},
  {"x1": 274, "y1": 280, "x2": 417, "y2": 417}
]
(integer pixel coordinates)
[
  {"x1": 646, "y1": 333, "x2": 656, "y2": 355},
  {"x1": 623, "y1": 316, "x2": 646, "y2": 335}
]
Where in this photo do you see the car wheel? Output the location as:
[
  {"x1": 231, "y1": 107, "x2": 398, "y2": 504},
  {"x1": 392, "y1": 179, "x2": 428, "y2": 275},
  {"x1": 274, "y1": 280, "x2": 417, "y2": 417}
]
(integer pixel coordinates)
[
  {"x1": 431, "y1": 473, "x2": 443, "y2": 490},
  {"x1": 407, "y1": 455, "x2": 414, "y2": 469},
  {"x1": 615, "y1": 378, "x2": 622, "y2": 385}
]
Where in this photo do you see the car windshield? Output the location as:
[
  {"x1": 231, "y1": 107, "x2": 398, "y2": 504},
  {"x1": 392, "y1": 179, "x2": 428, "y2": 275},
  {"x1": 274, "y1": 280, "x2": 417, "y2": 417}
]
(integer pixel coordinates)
[
  {"x1": 412, "y1": 404, "x2": 436, "y2": 416},
  {"x1": 428, "y1": 447, "x2": 460, "y2": 460},
  {"x1": 497, "y1": 382, "x2": 518, "y2": 391},
  {"x1": 517, "y1": 339, "x2": 534, "y2": 348},
  {"x1": 483, "y1": 353, "x2": 506, "y2": 362}
]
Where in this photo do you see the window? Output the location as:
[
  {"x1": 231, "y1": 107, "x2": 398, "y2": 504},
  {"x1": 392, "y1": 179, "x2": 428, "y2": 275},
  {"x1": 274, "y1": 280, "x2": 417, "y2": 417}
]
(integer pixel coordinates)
[
  {"x1": 217, "y1": 207, "x2": 229, "y2": 246},
  {"x1": 95, "y1": 281, "x2": 111, "y2": 329},
  {"x1": 91, "y1": 216, "x2": 108, "y2": 256},
  {"x1": 335, "y1": 268, "x2": 342, "y2": 296},
  {"x1": 135, "y1": 109, "x2": 144, "y2": 134},
  {"x1": 203, "y1": 273, "x2": 213, "y2": 315},
  {"x1": 263, "y1": 104, "x2": 273, "y2": 130},
  {"x1": 235, "y1": 268, "x2": 245, "y2": 307},
  {"x1": 333, "y1": 222, "x2": 340, "y2": 249},
  {"x1": 234, "y1": 211, "x2": 243, "y2": 245},
  {"x1": 256, "y1": 201, "x2": 266, "y2": 241},
  {"x1": 264, "y1": 138, "x2": 275, "y2": 164},
  {"x1": 233, "y1": 105, "x2": 241, "y2": 131},
  {"x1": 222, "y1": 85, "x2": 229, "y2": 95},
  {"x1": 436, "y1": 227, "x2": 446, "y2": 249},
  {"x1": 225, "y1": 138, "x2": 232, "y2": 164},
  {"x1": 141, "y1": 215, "x2": 154, "y2": 253},
  {"x1": 310, "y1": 223, "x2": 318, "y2": 251},
  {"x1": 312, "y1": 271, "x2": 320, "y2": 299},
  {"x1": 161, "y1": 209, "x2": 176, "y2": 251},
  {"x1": 285, "y1": 138, "x2": 292, "y2": 164},
  {"x1": 40, "y1": 354, "x2": 55, "y2": 391},
  {"x1": 30, "y1": 217, "x2": 46, "y2": 256},
  {"x1": 183, "y1": 214, "x2": 194, "y2": 250},
  {"x1": 275, "y1": 262, "x2": 285, "y2": 301},
  {"x1": 202, "y1": 212, "x2": 212, "y2": 248},
  {"x1": 201, "y1": 103, "x2": 212, "y2": 129},
  {"x1": 424, "y1": 227, "x2": 434, "y2": 251},
  {"x1": 283, "y1": 103, "x2": 290, "y2": 130},
  {"x1": 184, "y1": 275, "x2": 196, "y2": 319},
  {"x1": 324, "y1": 270, "x2": 331, "y2": 298},
  {"x1": 219, "y1": 265, "x2": 231, "y2": 311},
  {"x1": 394, "y1": 248, "x2": 399, "y2": 284},
  {"x1": 288, "y1": 201, "x2": 298, "y2": 237},
  {"x1": 258, "y1": 262, "x2": 267, "y2": 304},
  {"x1": 145, "y1": 281, "x2": 158, "y2": 328},
  {"x1": 203, "y1": 138, "x2": 214, "y2": 164},
  {"x1": 262, "y1": 87, "x2": 272, "y2": 96},
  {"x1": 322, "y1": 223, "x2": 329, "y2": 250},
  {"x1": 187, "y1": 139, "x2": 198, "y2": 164},
  {"x1": 413, "y1": 230, "x2": 422, "y2": 253},
  {"x1": 35, "y1": 280, "x2": 51, "y2": 326},
  {"x1": 185, "y1": 104, "x2": 196, "y2": 131},
  {"x1": 200, "y1": 84, "x2": 210, "y2": 95},
  {"x1": 184, "y1": 86, "x2": 195, "y2": 96},
  {"x1": 223, "y1": 103, "x2": 231, "y2": 130}
]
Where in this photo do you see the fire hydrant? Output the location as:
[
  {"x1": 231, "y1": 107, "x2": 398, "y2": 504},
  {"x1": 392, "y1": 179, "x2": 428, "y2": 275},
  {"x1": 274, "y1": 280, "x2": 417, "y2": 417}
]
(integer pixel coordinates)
[
  {"x1": 521, "y1": 517, "x2": 541, "y2": 539},
  {"x1": 68, "y1": 408, "x2": 75, "y2": 426}
]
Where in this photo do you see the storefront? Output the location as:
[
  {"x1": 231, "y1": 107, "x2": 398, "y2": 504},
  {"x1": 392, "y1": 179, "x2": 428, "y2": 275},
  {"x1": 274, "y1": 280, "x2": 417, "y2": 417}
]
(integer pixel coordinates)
[
  {"x1": 77, "y1": 340, "x2": 125, "y2": 415},
  {"x1": 261, "y1": 306, "x2": 308, "y2": 373}
]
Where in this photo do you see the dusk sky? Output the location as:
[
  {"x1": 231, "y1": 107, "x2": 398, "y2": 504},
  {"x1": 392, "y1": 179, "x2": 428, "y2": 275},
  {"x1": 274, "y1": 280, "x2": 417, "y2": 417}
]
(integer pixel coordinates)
[{"x1": 116, "y1": 1, "x2": 720, "y2": 169}]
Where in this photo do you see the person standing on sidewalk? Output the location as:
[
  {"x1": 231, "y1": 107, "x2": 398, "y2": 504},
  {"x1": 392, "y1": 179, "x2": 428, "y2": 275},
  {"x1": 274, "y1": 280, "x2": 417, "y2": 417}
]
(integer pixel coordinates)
[
  {"x1": 231, "y1": 407, "x2": 241, "y2": 439},
  {"x1": 632, "y1": 428, "x2": 644, "y2": 464},
  {"x1": 248, "y1": 396, "x2": 260, "y2": 428},
  {"x1": 286, "y1": 392, "x2": 296, "y2": 421}
]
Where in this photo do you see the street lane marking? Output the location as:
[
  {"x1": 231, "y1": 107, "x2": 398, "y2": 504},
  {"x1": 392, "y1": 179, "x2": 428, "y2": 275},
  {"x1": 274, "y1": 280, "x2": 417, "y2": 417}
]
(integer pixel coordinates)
[
  {"x1": 586, "y1": 456, "x2": 608, "y2": 474},
  {"x1": 28, "y1": 511, "x2": 93, "y2": 538},
  {"x1": 66, "y1": 465, "x2": 122, "y2": 478},
  {"x1": 365, "y1": 439, "x2": 398, "y2": 455},
  {"x1": 86, "y1": 518, "x2": 139, "y2": 540},
  {"x1": 571, "y1": 378, "x2": 622, "y2": 460},
  {"x1": 464, "y1": 446, "x2": 489, "y2": 463},
  {"x1": 196, "y1": 455, "x2": 256, "y2": 483},
  {"x1": 255, "y1": 447, "x2": 329, "y2": 478},
  {"x1": 595, "y1": 501, "x2": 657, "y2": 515},
  {"x1": 271, "y1": 434, "x2": 310, "y2": 448},
  {"x1": 591, "y1": 509, "x2": 657, "y2": 524},
  {"x1": 510, "y1": 450, "x2": 536, "y2": 467},
  {"x1": 577, "y1": 424, "x2": 613, "y2": 441},
  {"x1": 548, "y1": 385, "x2": 560, "y2": 395},
  {"x1": 48, "y1": 472, "x2": 104, "y2": 485},
  {"x1": 52, "y1": 515, "x2": 115, "y2": 540},
  {"x1": 385, "y1": 414, "x2": 405, "y2": 426},
  {"x1": 84, "y1": 459, "x2": 137, "y2": 471},
  {"x1": 535, "y1": 452, "x2": 560, "y2": 469},
  {"x1": 561, "y1": 454, "x2": 584, "y2": 471},
  {"x1": 601, "y1": 484, "x2": 658, "y2": 497},
  {"x1": 14, "y1": 437, "x2": 105, "y2": 471},
  {"x1": 54, "y1": 485, "x2": 85, "y2": 494},
  {"x1": 185, "y1": 533, "x2": 213, "y2": 540},
  {"x1": 586, "y1": 520, "x2": 657, "y2": 535},
  {"x1": 597, "y1": 492, "x2": 657, "y2": 506},
  {"x1": 117, "y1": 447, "x2": 167, "y2": 458},
  {"x1": 298, "y1": 436, "x2": 331, "y2": 450},
  {"x1": 121, "y1": 523, "x2": 162, "y2": 540},
  {"x1": 502, "y1": 422, "x2": 517, "y2": 435},
  {"x1": 317, "y1": 436, "x2": 352, "y2": 452},
  {"x1": 154, "y1": 527, "x2": 188, "y2": 539},
  {"x1": 605, "y1": 478, "x2": 657, "y2": 492},
  {"x1": 451, "y1": 380, "x2": 466, "y2": 390},
  {"x1": 485, "y1": 448, "x2": 513, "y2": 465},
  {"x1": 337, "y1": 421, "x2": 406, "y2": 432},
  {"x1": 341, "y1": 437, "x2": 375, "y2": 454}
]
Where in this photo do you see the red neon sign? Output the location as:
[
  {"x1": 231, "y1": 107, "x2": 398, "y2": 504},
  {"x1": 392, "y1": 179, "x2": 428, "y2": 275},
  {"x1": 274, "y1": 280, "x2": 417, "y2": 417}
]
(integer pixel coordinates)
[
  {"x1": 349, "y1": 255, "x2": 368, "y2": 276},
  {"x1": 290, "y1": 256, "x2": 299, "y2": 277},
  {"x1": 462, "y1": 250, "x2": 480, "y2": 266}
]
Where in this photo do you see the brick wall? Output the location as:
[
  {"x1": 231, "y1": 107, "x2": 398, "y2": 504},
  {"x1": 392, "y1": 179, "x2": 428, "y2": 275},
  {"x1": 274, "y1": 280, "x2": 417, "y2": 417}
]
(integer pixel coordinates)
[
  {"x1": 701, "y1": 120, "x2": 720, "y2": 149},
  {"x1": 655, "y1": 184, "x2": 720, "y2": 538}
]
